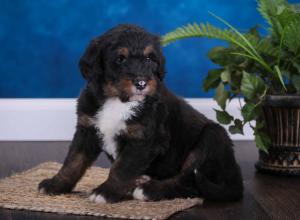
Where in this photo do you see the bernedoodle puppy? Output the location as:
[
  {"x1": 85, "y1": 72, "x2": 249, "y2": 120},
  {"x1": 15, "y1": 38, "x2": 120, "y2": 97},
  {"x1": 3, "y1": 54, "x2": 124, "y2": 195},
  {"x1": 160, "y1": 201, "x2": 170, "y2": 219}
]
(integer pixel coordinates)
[{"x1": 38, "y1": 24, "x2": 243, "y2": 203}]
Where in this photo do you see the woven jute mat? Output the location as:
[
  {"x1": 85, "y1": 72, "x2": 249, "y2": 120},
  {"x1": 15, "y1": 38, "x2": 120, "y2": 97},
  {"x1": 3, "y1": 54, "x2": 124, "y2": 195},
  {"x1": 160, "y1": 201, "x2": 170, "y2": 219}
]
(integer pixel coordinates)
[{"x1": 0, "y1": 162, "x2": 202, "y2": 220}]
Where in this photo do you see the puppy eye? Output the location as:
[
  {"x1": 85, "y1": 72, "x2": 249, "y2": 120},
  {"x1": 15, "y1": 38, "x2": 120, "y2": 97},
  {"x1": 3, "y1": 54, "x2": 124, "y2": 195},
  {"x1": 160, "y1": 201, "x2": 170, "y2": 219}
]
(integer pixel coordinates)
[
  {"x1": 145, "y1": 57, "x2": 152, "y2": 63},
  {"x1": 116, "y1": 55, "x2": 127, "y2": 65},
  {"x1": 145, "y1": 55, "x2": 156, "y2": 63}
]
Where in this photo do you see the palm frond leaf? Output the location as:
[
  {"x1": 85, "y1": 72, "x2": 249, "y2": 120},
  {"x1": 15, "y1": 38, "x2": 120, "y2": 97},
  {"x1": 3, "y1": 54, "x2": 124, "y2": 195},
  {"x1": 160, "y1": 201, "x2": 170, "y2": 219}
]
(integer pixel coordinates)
[
  {"x1": 283, "y1": 19, "x2": 300, "y2": 54},
  {"x1": 162, "y1": 22, "x2": 278, "y2": 57},
  {"x1": 257, "y1": 0, "x2": 288, "y2": 36}
]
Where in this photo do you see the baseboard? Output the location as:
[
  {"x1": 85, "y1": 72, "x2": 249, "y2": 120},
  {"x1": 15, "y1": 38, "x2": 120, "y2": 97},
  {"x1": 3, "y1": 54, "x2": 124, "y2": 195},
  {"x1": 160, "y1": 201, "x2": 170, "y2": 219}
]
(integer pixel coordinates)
[{"x1": 0, "y1": 98, "x2": 253, "y2": 141}]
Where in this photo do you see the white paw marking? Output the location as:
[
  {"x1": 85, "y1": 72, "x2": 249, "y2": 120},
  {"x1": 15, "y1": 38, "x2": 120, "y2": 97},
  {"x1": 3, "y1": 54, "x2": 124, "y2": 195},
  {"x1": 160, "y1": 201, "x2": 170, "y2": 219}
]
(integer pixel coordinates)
[
  {"x1": 194, "y1": 169, "x2": 198, "y2": 175},
  {"x1": 133, "y1": 187, "x2": 148, "y2": 201},
  {"x1": 38, "y1": 188, "x2": 45, "y2": 194},
  {"x1": 89, "y1": 193, "x2": 107, "y2": 204}
]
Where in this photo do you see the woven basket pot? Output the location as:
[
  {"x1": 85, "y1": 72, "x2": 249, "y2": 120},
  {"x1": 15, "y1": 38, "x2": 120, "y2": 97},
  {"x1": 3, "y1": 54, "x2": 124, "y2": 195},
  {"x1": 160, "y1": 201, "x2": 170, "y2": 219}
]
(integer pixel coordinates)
[{"x1": 255, "y1": 95, "x2": 300, "y2": 176}]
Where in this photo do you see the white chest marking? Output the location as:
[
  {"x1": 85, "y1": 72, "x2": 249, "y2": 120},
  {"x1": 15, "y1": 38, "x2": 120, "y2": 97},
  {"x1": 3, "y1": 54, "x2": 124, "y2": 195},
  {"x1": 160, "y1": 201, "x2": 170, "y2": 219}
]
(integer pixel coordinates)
[{"x1": 95, "y1": 98, "x2": 141, "y2": 159}]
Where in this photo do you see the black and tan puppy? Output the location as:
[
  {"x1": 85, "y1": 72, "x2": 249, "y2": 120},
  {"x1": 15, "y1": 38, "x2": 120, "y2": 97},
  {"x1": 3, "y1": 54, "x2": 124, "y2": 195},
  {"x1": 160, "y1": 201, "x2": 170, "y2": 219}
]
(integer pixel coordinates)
[{"x1": 38, "y1": 24, "x2": 243, "y2": 203}]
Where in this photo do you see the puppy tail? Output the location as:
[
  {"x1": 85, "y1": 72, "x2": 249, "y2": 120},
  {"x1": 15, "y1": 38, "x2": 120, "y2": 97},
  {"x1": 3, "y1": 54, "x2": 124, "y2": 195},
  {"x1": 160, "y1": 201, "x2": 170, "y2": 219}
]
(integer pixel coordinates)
[{"x1": 194, "y1": 168, "x2": 243, "y2": 202}]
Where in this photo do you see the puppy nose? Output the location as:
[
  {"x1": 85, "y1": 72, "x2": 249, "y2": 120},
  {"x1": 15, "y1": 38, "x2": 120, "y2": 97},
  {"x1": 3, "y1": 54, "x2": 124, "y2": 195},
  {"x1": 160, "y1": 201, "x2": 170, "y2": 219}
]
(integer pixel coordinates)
[{"x1": 134, "y1": 79, "x2": 147, "y2": 90}]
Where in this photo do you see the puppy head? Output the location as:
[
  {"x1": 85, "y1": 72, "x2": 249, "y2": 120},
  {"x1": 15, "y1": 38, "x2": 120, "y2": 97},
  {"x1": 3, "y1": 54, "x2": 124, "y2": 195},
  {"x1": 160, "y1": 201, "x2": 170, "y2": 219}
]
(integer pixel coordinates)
[{"x1": 79, "y1": 24, "x2": 166, "y2": 102}]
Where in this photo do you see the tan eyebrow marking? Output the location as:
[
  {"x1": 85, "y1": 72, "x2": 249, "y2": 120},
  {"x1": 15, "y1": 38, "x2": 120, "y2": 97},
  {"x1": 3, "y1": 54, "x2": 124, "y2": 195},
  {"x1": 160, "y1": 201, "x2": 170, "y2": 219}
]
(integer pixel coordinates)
[
  {"x1": 143, "y1": 45, "x2": 154, "y2": 56},
  {"x1": 117, "y1": 47, "x2": 129, "y2": 57}
]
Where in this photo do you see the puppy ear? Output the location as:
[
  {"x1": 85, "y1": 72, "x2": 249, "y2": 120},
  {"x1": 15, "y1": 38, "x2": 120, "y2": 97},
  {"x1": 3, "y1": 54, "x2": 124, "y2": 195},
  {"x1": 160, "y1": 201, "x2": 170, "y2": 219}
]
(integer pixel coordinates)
[
  {"x1": 154, "y1": 36, "x2": 166, "y2": 81},
  {"x1": 78, "y1": 39, "x2": 103, "y2": 80},
  {"x1": 157, "y1": 51, "x2": 166, "y2": 81}
]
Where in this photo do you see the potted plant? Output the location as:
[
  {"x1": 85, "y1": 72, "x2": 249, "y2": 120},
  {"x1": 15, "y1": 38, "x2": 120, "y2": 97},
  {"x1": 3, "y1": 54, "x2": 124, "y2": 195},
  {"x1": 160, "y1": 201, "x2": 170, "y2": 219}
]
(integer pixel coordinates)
[{"x1": 162, "y1": 0, "x2": 300, "y2": 175}]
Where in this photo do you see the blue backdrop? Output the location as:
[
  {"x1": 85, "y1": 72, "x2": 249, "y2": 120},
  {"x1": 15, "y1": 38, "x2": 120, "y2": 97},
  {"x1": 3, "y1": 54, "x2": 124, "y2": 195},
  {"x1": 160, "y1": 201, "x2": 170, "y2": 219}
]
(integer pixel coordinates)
[{"x1": 1, "y1": 0, "x2": 297, "y2": 98}]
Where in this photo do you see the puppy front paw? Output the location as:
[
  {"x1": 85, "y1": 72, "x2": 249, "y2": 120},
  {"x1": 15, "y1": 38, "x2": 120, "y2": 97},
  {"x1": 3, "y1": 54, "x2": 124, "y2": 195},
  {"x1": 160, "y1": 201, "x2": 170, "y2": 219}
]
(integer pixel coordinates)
[{"x1": 38, "y1": 177, "x2": 73, "y2": 195}]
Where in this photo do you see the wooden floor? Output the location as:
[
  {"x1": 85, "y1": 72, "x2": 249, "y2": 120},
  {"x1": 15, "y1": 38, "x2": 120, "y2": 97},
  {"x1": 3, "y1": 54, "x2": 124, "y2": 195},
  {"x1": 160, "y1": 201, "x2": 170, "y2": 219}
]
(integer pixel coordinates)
[{"x1": 1, "y1": 141, "x2": 300, "y2": 220}]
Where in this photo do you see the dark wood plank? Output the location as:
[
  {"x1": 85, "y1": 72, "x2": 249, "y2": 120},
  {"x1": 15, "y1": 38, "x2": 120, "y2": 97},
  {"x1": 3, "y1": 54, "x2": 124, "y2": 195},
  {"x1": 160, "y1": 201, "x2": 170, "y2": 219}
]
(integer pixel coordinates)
[
  {"x1": 245, "y1": 173, "x2": 300, "y2": 220},
  {"x1": 0, "y1": 141, "x2": 110, "y2": 178},
  {"x1": 169, "y1": 189, "x2": 270, "y2": 220}
]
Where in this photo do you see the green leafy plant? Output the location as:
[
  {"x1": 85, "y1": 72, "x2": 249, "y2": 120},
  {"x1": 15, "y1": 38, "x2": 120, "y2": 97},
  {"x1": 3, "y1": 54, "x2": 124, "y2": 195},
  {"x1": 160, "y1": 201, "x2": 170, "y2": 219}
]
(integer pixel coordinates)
[{"x1": 162, "y1": 0, "x2": 300, "y2": 152}]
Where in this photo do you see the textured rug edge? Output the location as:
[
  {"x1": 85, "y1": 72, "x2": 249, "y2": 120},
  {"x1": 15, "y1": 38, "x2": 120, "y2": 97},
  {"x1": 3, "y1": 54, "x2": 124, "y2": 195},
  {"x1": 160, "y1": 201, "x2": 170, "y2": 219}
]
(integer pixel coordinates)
[
  {"x1": 0, "y1": 162, "x2": 203, "y2": 220},
  {"x1": 0, "y1": 198, "x2": 203, "y2": 220},
  {"x1": 0, "y1": 161, "x2": 61, "y2": 184}
]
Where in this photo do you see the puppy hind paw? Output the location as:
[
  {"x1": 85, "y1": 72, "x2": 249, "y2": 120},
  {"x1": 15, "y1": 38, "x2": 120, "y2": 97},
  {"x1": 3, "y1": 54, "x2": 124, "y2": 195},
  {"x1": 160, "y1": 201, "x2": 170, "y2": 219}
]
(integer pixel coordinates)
[
  {"x1": 133, "y1": 187, "x2": 148, "y2": 201},
  {"x1": 89, "y1": 193, "x2": 107, "y2": 204}
]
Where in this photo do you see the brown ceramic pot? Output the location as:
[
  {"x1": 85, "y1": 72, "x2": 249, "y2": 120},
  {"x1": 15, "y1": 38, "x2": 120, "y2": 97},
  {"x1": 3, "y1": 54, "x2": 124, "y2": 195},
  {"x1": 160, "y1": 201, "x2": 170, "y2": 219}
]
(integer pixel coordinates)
[{"x1": 255, "y1": 95, "x2": 300, "y2": 175}]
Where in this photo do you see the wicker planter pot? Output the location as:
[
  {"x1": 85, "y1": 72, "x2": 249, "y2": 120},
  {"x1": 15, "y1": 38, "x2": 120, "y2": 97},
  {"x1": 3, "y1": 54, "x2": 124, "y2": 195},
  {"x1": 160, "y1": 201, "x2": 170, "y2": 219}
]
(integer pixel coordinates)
[{"x1": 255, "y1": 95, "x2": 300, "y2": 176}]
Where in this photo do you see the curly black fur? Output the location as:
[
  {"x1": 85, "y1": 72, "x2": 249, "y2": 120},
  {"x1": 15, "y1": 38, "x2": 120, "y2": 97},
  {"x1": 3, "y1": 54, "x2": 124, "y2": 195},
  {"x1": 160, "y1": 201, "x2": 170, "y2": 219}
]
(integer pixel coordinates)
[{"x1": 38, "y1": 24, "x2": 243, "y2": 203}]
